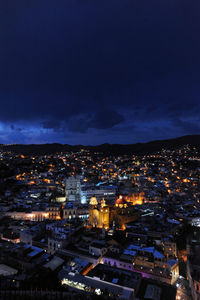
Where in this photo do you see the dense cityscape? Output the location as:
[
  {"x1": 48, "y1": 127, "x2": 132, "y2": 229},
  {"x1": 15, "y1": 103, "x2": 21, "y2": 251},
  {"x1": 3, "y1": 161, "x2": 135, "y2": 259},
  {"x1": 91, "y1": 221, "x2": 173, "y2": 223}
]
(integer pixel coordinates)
[
  {"x1": 0, "y1": 143, "x2": 200, "y2": 299},
  {"x1": 1, "y1": 1, "x2": 200, "y2": 299}
]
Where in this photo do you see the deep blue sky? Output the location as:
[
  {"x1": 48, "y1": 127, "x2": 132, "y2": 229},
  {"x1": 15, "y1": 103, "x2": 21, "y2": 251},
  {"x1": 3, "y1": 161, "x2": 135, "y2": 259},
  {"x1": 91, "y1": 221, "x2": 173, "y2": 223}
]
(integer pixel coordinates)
[{"x1": 1, "y1": 0, "x2": 200, "y2": 144}]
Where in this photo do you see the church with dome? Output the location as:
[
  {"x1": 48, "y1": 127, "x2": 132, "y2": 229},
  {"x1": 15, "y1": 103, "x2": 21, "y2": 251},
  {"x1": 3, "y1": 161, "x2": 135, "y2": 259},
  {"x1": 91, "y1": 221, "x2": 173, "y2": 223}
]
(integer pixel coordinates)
[{"x1": 89, "y1": 195, "x2": 141, "y2": 230}]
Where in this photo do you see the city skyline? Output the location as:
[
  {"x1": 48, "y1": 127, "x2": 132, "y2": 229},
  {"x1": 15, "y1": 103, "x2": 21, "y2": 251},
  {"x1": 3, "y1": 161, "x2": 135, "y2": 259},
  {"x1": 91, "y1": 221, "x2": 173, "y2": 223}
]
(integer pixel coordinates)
[{"x1": 1, "y1": 2, "x2": 199, "y2": 298}]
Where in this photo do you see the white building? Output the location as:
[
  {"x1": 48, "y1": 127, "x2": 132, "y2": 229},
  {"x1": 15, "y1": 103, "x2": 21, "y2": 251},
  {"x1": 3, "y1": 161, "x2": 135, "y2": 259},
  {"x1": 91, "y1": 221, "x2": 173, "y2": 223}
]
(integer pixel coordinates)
[
  {"x1": 65, "y1": 176, "x2": 81, "y2": 202},
  {"x1": 65, "y1": 176, "x2": 117, "y2": 204},
  {"x1": 80, "y1": 188, "x2": 116, "y2": 204}
]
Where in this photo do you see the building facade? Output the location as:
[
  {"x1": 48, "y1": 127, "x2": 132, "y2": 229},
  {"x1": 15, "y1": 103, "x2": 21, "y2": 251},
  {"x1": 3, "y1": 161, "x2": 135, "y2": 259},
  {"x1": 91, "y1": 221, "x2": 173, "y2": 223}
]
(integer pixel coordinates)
[
  {"x1": 65, "y1": 176, "x2": 81, "y2": 202},
  {"x1": 89, "y1": 196, "x2": 140, "y2": 230}
]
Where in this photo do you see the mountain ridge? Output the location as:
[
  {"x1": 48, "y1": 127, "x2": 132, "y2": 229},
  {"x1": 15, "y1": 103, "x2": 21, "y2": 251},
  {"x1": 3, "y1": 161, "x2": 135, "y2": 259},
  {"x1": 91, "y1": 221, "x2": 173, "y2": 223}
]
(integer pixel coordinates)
[{"x1": 0, "y1": 135, "x2": 200, "y2": 155}]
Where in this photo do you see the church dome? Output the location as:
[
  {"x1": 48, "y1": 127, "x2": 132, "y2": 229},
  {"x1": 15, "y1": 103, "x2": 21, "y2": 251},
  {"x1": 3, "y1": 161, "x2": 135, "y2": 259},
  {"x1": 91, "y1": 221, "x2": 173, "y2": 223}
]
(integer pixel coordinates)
[
  {"x1": 90, "y1": 196, "x2": 98, "y2": 206},
  {"x1": 115, "y1": 195, "x2": 124, "y2": 205},
  {"x1": 101, "y1": 198, "x2": 106, "y2": 207},
  {"x1": 115, "y1": 195, "x2": 127, "y2": 207}
]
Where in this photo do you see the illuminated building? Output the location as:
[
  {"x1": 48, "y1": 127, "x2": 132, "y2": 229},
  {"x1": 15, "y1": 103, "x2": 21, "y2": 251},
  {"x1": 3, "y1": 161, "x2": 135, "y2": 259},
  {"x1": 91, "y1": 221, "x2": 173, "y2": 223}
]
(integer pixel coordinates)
[
  {"x1": 63, "y1": 204, "x2": 89, "y2": 220},
  {"x1": 5, "y1": 211, "x2": 49, "y2": 221},
  {"x1": 124, "y1": 192, "x2": 145, "y2": 205},
  {"x1": 46, "y1": 204, "x2": 61, "y2": 220},
  {"x1": 80, "y1": 187, "x2": 116, "y2": 204},
  {"x1": 65, "y1": 175, "x2": 81, "y2": 202},
  {"x1": 89, "y1": 196, "x2": 109, "y2": 229},
  {"x1": 103, "y1": 245, "x2": 179, "y2": 285},
  {"x1": 89, "y1": 196, "x2": 140, "y2": 230}
]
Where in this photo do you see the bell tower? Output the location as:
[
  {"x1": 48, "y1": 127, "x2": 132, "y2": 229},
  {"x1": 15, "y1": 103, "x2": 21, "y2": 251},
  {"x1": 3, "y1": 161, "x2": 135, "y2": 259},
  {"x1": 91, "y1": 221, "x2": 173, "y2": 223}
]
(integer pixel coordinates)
[{"x1": 89, "y1": 196, "x2": 99, "y2": 227}]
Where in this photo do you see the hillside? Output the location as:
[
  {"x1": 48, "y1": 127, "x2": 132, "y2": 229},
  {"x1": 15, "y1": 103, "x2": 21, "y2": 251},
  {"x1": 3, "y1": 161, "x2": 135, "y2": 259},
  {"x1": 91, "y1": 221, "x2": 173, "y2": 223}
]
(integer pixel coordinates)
[{"x1": 0, "y1": 135, "x2": 200, "y2": 155}]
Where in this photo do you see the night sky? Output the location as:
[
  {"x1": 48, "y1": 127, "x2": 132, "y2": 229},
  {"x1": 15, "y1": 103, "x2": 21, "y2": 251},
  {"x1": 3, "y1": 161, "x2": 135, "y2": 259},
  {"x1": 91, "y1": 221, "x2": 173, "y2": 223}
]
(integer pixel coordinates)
[{"x1": 1, "y1": 0, "x2": 200, "y2": 144}]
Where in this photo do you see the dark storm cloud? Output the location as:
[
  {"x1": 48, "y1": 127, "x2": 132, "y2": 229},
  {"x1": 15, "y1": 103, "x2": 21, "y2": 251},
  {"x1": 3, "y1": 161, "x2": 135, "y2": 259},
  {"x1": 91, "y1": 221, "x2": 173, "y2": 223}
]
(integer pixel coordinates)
[
  {"x1": 42, "y1": 120, "x2": 63, "y2": 131},
  {"x1": 0, "y1": 0, "x2": 200, "y2": 143},
  {"x1": 67, "y1": 109, "x2": 124, "y2": 133},
  {"x1": 172, "y1": 118, "x2": 200, "y2": 134},
  {"x1": 90, "y1": 110, "x2": 124, "y2": 130}
]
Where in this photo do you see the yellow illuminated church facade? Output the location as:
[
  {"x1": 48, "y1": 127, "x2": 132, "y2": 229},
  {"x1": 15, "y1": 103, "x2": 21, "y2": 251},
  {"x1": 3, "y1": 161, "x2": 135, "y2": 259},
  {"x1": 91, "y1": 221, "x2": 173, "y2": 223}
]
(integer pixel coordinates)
[{"x1": 89, "y1": 195, "x2": 141, "y2": 230}]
